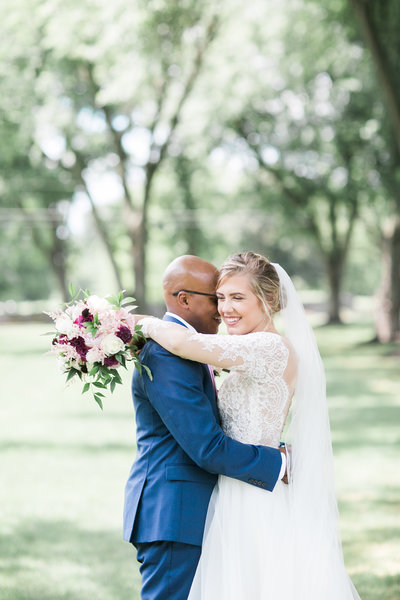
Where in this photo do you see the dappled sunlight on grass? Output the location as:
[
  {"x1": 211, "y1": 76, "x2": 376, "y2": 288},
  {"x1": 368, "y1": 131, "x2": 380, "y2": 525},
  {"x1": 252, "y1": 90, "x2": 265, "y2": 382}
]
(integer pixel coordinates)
[
  {"x1": 314, "y1": 323, "x2": 400, "y2": 599},
  {"x1": 0, "y1": 322, "x2": 399, "y2": 599}
]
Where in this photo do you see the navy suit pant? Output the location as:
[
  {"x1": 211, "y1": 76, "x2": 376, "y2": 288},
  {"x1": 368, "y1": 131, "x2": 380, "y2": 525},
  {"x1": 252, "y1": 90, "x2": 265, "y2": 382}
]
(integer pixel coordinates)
[{"x1": 134, "y1": 541, "x2": 202, "y2": 600}]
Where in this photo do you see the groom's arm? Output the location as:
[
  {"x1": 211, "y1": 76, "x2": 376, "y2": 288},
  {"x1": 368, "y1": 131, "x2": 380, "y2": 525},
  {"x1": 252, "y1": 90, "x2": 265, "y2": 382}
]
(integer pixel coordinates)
[{"x1": 142, "y1": 344, "x2": 282, "y2": 492}]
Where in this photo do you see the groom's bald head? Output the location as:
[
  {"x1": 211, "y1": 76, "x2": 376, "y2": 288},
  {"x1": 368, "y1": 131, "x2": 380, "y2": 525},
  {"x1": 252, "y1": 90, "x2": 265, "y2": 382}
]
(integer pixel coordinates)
[{"x1": 162, "y1": 255, "x2": 220, "y2": 334}]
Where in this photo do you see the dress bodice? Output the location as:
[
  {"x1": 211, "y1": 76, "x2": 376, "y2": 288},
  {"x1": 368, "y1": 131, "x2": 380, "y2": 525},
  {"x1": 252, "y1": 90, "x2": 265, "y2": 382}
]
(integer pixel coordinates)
[{"x1": 216, "y1": 333, "x2": 292, "y2": 447}]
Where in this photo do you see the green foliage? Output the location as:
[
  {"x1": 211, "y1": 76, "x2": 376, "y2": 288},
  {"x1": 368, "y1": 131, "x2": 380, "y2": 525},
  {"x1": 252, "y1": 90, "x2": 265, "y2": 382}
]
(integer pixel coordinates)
[{"x1": 0, "y1": 0, "x2": 399, "y2": 311}]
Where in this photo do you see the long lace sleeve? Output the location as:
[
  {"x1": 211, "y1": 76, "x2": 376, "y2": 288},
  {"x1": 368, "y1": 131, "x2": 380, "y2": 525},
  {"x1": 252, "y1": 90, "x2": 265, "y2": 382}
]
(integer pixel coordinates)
[{"x1": 139, "y1": 317, "x2": 290, "y2": 379}]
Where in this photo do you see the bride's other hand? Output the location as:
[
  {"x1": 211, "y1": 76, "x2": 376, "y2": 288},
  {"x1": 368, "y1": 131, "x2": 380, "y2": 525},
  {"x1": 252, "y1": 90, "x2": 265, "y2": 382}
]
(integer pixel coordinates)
[
  {"x1": 133, "y1": 314, "x2": 151, "y2": 325},
  {"x1": 129, "y1": 315, "x2": 151, "y2": 356},
  {"x1": 279, "y1": 444, "x2": 291, "y2": 485}
]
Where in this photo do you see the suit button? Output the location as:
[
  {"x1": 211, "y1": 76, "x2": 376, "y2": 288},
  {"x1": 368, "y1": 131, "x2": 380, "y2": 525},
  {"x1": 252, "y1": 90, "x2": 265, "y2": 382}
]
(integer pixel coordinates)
[
  {"x1": 248, "y1": 478, "x2": 254, "y2": 484},
  {"x1": 262, "y1": 482, "x2": 266, "y2": 488}
]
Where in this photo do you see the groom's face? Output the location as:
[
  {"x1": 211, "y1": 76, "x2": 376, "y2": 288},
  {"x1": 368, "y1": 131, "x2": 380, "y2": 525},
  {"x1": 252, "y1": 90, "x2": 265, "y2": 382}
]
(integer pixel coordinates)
[
  {"x1": 185, "y1": 269, "x2": 221, "y2": 334},
  {"x1": 188, "y1": 292, "x2": 221, "y2": 335}
]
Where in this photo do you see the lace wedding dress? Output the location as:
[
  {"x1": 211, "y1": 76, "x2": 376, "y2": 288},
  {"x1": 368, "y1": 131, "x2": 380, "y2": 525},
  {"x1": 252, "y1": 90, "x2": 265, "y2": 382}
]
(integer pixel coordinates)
[{"x1": 139, "y1": 319, "x2": 361, "y2": 600}]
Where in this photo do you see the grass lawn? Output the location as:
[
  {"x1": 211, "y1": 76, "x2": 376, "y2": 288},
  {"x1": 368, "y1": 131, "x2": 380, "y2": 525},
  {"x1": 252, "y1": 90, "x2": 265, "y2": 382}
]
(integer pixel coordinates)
[{"x1": 0, "y1": 321, "x2": 399, "y2": 599}]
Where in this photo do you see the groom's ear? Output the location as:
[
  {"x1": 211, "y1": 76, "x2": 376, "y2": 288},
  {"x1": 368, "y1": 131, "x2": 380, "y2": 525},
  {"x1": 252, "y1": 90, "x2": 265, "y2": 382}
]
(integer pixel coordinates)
[{"x1": 175, "y1": 291, "x2": 190, "y2": 308}]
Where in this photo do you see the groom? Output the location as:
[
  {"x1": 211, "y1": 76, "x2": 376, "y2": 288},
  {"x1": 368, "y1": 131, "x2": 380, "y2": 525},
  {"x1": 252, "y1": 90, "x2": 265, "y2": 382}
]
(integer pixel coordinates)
[{"x1": 123, "y1": 255, "x2": 285, "y2": 600}]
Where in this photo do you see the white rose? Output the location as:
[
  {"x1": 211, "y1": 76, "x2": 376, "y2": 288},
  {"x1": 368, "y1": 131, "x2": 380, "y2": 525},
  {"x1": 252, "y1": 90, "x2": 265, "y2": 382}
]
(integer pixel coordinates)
[
  {"x1": 55, "y1": 315, "x2": 75, "y2": 337},
  {"x1": 101, "y1": 333, "x2": 125, "y2": 356},
  {"x1": 86, "y1": 295, "x2": 111, "y2": 313}
]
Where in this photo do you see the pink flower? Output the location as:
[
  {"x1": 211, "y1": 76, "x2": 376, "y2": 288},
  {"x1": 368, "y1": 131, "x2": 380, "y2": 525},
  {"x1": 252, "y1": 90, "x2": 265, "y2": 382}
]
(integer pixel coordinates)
[{"x1": 86, "y1": 347, "x2": 105, "y2": 364}]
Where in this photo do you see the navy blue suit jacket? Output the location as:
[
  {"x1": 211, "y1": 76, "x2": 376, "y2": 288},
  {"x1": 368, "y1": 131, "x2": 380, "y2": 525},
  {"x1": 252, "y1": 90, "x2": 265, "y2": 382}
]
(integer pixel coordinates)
[{"x1": 123, "y1": 315, "x2": 282, "y2": 546}]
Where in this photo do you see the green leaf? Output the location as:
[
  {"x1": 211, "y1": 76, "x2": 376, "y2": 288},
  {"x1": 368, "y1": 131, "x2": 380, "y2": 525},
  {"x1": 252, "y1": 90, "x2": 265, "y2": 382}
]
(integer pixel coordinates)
[
  {"x1": 82, "y1": 382, "x2": 90, "y2": 394},
  {"x1": 106, "y1": 295, "x2": 119, "y2": 308},
  {"x1": 121, "y1": 296, "x2": 136, "y2": 305},
  {"x1": 113, "y1": 371, "x2": 122, "y2": 384},
  {"x1": 142, "y1": 364, "x2": 153, "y2": 381},
  {"x1": 135, "y1": 362, "x2": 142, "y2": 375},
  {"x1": 66, "y1": 368, "x2": 78, "y2": 382},
  {"x1": 89, "y1": 364, "x2": 99, "y2": 376},
  {"x1": 69, "y1": 283, "x2": 76, "y2": 298},
  {"x1": 110, "y1": 380, "x2": 116, "y2": 393},
  {"x1": 114, "y1": 353, "x2": 124, "y2": 364},
  {"x1": 93, "y1": 395, "x2": 103, "y2": 410},
  {"x1": 93, "y1": 381, "x2": 107, "y2": 389}
]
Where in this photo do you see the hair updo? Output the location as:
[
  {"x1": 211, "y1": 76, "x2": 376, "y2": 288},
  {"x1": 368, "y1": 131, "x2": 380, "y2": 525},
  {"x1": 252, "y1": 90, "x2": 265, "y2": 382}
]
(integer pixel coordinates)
[{"x1": 217, "y1": 252, "x2": 281, "y2": 316}]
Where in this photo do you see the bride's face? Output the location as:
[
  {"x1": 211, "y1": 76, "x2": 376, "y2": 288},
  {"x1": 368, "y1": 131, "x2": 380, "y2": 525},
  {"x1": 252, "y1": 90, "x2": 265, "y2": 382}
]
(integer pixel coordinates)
[{"x1": 216, "y1": 273, "x2": 269, "y2": 335}]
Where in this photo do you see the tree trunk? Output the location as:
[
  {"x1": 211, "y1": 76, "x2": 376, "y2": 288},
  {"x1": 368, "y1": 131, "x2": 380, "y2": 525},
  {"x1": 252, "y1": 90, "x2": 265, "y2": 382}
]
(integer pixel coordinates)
[
  {"x1": 131, "y1": 216, "x2": 147, "y2": 311},
  {"x1": 127, "y1": 181, "x2": 152, "y2": 311},
  {"x1": 326, "y1": 253, "x2": 344, "y2": 324},
  {"x1": 375, "y1": 218, "x2": 400, "y2": 342},
  {"x1": 71, "y1": 153, "x2": 125, "y2": 292},
  {"x1": 176, "y1": 156, "x2": 202, "y2": 255},
  {"x1": 350, "y1": 0, "x2": 400, "y2": 151},
  {"x1": 17, "y1": 202, "x2": 70, "y2": 302},
  {"x1": 391, "y1": 222, "x2": 400, "y2": 337},
  {"x1": 86, "y1": 194, "x2": 124, "y2": 291}
]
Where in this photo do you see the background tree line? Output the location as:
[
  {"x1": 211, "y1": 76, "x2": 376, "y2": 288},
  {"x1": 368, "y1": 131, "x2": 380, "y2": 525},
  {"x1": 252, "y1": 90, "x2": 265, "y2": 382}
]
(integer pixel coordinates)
[{"x1": 0, "y1": 0, "x2": 399, "y2": 342}]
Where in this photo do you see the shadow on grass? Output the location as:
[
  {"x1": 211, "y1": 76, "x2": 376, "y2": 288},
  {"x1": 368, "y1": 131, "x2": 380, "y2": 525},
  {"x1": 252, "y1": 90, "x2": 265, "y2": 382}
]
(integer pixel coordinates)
[
  {"x1": 0, "y1": 517, "x2": 140, "y2": 600},
  {"x1": 0, "y1": 440, "x2": 133, "y2": 454},
  {"x1": 329, "y1": 403, "x2": 400, "y2": 452},
  {"x1": 351, "y1": 573, "x2": 400, "y2": 600}
]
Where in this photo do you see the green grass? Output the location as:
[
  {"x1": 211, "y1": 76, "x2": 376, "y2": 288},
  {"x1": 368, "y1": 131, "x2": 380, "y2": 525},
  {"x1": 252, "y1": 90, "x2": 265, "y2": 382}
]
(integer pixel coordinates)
[{"x1": 0, "y1": 322, "x2": 399, "y2": 599}]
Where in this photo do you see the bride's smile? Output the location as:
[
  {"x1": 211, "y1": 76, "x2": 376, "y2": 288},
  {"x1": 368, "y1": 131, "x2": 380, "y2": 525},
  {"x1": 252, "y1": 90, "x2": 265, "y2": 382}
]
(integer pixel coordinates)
[{"x1": 216, "y1": 274, "x2": 273, "y2": 335}]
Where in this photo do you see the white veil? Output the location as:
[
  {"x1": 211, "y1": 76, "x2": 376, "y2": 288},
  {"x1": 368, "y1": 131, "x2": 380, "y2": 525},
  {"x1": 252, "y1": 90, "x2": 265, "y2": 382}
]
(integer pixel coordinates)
[{"x1": 272, "y1": 264, "x2": 360, "y2": 599}]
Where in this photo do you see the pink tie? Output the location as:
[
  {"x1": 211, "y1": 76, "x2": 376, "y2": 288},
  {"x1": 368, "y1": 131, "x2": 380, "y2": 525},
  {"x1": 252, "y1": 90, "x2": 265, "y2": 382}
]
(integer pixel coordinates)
[{"x1": 207, "y1": 365, "x2": 218, "y2": 397}]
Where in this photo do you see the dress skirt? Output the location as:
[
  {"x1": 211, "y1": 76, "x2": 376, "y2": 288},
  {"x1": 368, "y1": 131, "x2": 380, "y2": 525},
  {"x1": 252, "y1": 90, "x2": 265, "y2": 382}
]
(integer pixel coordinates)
[{"x1": 188, "y1": 475, "x2": 360, "y2": 600}]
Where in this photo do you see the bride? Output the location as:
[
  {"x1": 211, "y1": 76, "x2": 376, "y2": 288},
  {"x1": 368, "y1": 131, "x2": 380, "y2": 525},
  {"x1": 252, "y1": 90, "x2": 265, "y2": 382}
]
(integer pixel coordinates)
[{"x1": 135, "y1": 252, "x2": 361, "y2": 599}]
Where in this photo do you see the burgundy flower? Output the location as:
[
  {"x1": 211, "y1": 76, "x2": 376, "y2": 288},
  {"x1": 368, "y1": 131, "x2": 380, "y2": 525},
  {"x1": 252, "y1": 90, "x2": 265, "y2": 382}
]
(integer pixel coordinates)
[
  {"x1": 116, "y1": 325, "x2": 132, "y2": 344},
  {"x1": 74, "y1": 308, "x2": 94, "y2": 328},
  {"x1": 104, "y1": 356, "x2": 119, "y2": 367},
  {"x1": 69, "y1": 336, "x2": 89, "y2": 361},
  {"x1": 53, "y1": 334, "x2": 68, "y2": 345}
]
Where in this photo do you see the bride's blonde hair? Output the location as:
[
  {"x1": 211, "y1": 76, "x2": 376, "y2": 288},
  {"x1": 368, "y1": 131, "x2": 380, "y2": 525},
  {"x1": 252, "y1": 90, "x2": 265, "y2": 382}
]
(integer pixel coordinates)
[{"x1": 218, "y1": 252, "x2": 281, "y2": 317}]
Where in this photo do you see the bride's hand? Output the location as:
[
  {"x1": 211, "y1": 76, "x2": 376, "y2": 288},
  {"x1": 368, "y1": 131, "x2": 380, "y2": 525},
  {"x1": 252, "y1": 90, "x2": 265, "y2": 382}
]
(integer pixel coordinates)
[
  {"x1": 129, "y1": 315, "x2": 151, "y2": 355},
  {"x1": 133, "y1": 314, "x2": 151, "y2": 325}
]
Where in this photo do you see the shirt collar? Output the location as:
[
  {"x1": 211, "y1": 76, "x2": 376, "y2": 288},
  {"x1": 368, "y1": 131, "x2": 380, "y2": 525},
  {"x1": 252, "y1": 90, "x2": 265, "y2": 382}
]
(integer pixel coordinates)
[{"x1": 165, "y1": 312, "x2": 197, "y2": 333}]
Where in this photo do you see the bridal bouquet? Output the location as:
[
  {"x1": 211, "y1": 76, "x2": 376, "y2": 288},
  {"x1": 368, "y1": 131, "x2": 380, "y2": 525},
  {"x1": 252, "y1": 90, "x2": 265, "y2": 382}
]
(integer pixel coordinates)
[{"x1": 45, "y1": 285, "x2": 151, "y2": 409}]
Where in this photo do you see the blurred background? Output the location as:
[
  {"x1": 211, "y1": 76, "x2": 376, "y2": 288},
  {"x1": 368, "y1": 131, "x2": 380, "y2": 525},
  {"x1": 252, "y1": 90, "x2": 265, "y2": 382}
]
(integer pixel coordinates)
[{"x1": 0, "y1": 0, "x2": 399, "y2": 598}]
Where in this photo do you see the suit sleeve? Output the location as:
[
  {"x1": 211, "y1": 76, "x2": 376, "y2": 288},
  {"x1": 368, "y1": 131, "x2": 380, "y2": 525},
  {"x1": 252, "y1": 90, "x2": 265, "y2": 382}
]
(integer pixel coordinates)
[{"x1": 142, "y1": 343, "x2": 282, "y2": 492}]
